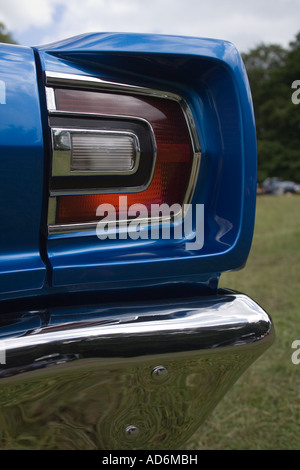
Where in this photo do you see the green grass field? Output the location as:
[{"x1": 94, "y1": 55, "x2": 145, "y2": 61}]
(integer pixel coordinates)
[{"x1": 187, "y1": 194, "x2": 300, "y2": 450}]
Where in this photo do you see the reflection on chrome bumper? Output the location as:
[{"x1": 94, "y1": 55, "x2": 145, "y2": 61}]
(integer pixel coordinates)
[{"x1": 0, "y1": 291, "x2": 273, "y2": 450}]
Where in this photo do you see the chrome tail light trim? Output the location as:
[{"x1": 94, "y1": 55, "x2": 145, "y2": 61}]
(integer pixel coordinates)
[{"x1": 45, "y1": 72, "x2": 201, "y2": 235}]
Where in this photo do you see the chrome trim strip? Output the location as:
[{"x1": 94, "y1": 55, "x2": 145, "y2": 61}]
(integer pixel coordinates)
[
  {"x1": 48, "y1": 213, "x2": 181, "y2": 235},
  {"x1": 47, "y1": 196, "x2": 57, "y2": 226},
  {"x1": 45, "y1": 72, "x2": 201, "y2": 235},
  {"x1": 0, "y1": 292, "x2": 273, "y2": 450},
  {"x1": 45, "y1": 71, "x2": 183, "y2": 103}
]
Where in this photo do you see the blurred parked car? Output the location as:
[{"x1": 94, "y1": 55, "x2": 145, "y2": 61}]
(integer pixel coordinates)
[{"x1": 261, "y1": 177, "x2": 300, "y2": 195}]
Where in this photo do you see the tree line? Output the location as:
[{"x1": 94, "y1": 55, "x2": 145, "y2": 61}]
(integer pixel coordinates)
[
  {"x1": 242, "y1": 32, "x2": 300, "y2": 182},
  {"x1": 1, "y1": 23, "x2": 299, "y2": 182}
]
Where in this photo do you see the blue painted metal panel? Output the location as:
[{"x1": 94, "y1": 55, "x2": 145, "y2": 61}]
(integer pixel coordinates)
[
  {"x1": 0, "y1": 44, "x2": 46, "y2": 295},
  {"x1": 34, "y1": 33, "x2": 257, "y2": 291}
]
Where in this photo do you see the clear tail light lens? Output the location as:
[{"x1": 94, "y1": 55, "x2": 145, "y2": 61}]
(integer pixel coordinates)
[{"x1": 70, "y1": 132, "x2": 138, "y2": 173}]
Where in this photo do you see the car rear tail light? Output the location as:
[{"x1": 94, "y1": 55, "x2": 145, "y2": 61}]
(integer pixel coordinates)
[{"x1": 46, "y1": 74, "x2": 201, "y2": 232}]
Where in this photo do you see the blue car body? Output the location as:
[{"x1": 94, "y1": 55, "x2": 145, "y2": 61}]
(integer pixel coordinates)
[{"x1": 0, "y1": 34, "x2": 273, "y2": 450}]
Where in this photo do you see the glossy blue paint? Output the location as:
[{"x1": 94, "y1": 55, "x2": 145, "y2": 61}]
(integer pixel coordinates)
[
  {"x1": 34, "y1": 33, "x2": 257, "y2": 291},
  {"x1": 0, "y1": 33, "x2": 257, "y2": 300},
  {"x1": 0, "y1": 44, "x2": 46, "y2": 295}
]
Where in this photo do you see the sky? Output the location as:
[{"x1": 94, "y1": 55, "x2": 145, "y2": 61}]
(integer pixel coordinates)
[{"x1": 0, "y1": 0, "x2": 300, "y2": 53}]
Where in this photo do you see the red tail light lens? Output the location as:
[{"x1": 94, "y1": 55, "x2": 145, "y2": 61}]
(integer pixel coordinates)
[{"x1": 49, "y1": 85, "x2": 199, "y2": 228}]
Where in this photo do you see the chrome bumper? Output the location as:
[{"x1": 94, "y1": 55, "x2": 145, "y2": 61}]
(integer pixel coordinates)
[{"x1": 0, "y1": 291, "x2": 273, "y2": 450}]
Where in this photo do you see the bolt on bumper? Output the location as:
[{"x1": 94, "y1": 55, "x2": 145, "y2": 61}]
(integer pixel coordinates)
[{"x1": 0, "y1": 291, "x2": 274, "y2": 450}]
